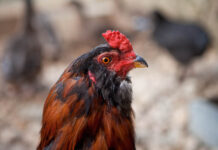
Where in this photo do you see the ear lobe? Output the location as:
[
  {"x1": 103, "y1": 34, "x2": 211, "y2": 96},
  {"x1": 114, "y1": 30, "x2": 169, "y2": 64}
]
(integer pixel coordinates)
[{"x1": 88, "y1": 71, "x2": 96, "y2": 83}]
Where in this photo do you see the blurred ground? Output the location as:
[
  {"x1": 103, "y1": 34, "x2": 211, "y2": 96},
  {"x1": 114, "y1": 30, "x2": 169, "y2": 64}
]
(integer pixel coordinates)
[{"x1": 0, "y1": 0, "x2": 218, "y2": 150}]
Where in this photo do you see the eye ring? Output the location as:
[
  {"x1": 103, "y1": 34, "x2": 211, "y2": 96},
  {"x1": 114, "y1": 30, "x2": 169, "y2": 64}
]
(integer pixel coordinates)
[{"x1": 102, "y1": 57, "x2": 111, "y2": 64}]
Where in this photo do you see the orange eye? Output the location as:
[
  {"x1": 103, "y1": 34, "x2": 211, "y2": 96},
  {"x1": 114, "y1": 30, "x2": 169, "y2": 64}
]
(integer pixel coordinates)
[{"x1": 102, "y1": 57, "x2": 111, "y2": 64}]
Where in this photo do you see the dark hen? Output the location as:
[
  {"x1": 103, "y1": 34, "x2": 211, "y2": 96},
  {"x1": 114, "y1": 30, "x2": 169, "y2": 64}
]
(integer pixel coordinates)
[
  {"x1": 152, "y1": 11, "x2": 210, "y2": 65},
  {"x1": 133, "y1": 10, "x2": 211, "y2": 80},
  {"x1": 2, "y1": 0, "x2": 42, "y2": 86}
]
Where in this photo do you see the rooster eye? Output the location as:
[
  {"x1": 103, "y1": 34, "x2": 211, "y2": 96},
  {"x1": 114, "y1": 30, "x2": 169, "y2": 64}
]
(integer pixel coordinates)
[{"x1": 102, "y1": 57, "x2": 111, "y2": 64}]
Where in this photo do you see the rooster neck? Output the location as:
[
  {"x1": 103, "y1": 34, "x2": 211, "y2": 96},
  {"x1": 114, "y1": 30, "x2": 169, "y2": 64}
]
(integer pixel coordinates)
[
  {"x1": 56, "y1": 79, "x2": 135, "y2": 150},
  {"x1": 73, "y1": 102, "x2": 135, "y2": 150},
  {"x1": 38, "y1": 66, "x2": 135, "y2": 150},
  {"x1": 87, "y1": 63, "x2": 133, "y2": 117}
]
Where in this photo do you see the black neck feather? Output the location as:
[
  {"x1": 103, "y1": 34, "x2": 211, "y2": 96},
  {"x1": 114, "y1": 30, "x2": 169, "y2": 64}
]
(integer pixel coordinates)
[{"x1": 89, "y1": 61, "x2": 133, "y2": 117}]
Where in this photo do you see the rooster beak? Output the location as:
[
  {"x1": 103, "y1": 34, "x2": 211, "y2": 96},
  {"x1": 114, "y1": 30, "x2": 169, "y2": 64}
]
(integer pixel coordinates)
[{"x1": 134, "y1": 55, "x2": 148, "y2": 68}]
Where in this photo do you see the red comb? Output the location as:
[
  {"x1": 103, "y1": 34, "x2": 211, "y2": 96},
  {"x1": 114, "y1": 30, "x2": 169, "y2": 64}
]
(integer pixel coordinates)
[{"x1": 102, "y1": 30, "x2": 133, "y2": 52}]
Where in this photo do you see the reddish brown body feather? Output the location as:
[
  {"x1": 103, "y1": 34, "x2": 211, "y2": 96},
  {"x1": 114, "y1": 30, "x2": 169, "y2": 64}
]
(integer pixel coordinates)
[{"x1": 37, "y1": 66, "x2": 135, "y2": 150}]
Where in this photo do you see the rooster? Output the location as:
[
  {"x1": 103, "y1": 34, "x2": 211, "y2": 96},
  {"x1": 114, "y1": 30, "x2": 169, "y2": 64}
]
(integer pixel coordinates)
[{"x1": 37, "y1": 30, "x2": 148, "y2": 150}]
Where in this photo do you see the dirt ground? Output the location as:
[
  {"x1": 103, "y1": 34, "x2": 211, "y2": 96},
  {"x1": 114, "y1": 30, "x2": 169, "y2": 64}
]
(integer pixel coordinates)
[{"x1": 0, "y1": 0, "x2": 218, "y2": 150}]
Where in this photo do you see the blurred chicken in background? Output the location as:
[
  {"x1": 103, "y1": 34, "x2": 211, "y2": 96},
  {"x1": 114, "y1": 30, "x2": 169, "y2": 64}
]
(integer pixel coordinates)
[
  {"x1": 69, "y1": 0, "x2": 115, "y2": 44},
  {"x1": 1, "y1": 0, "x2": 62, "y2": 94},
  {"x1": 134, "y1": 10, "x2": 211, "y2": 81},
  {"x1": 1, "y1": 0, "x2": 42, "y2": 92},
  {"x1": 35, "y1": 13, "x2": 61, "y2": 62}
]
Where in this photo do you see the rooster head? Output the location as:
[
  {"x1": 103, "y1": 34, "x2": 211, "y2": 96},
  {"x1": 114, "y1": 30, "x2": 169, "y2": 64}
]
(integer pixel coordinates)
[{"x1": 70, "y1": 30, "x2": 148, "y2": 82}]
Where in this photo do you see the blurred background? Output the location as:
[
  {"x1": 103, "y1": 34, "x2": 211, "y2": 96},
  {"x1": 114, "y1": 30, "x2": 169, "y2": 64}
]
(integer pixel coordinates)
[{"x1": 0, "y1": 0, "x2": 218, "y2": 149}]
